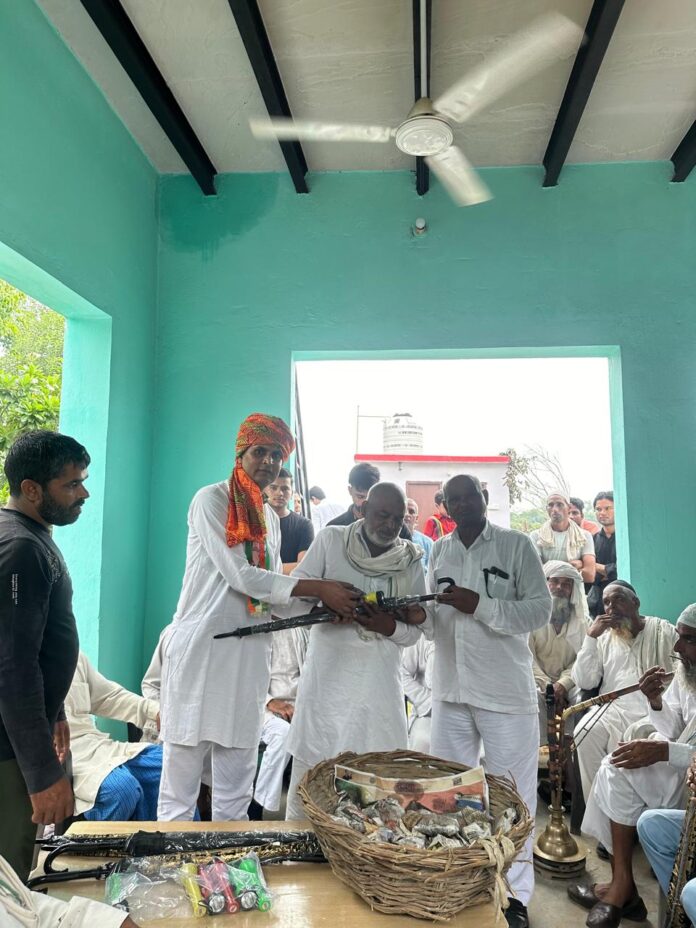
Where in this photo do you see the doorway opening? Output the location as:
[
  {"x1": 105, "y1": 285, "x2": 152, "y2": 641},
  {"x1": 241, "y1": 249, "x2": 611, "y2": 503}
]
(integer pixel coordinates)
[
  {"x1": 0, "y1": 241, "x2": 112, "y2": 659},
  {"x1": 294, "y1": 351, "x2": 625, "y2": 572}
]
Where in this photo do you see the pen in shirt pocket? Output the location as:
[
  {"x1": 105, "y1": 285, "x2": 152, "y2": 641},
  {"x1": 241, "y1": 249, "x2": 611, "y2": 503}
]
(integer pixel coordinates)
[{"x1": 482, "y1": 566, "x2": 510, "y2": 597}]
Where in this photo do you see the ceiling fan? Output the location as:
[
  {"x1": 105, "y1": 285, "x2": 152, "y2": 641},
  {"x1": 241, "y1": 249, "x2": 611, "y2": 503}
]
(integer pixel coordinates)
[{"x1": 250, "y1": 9, "x2": 584, "y2": 207}]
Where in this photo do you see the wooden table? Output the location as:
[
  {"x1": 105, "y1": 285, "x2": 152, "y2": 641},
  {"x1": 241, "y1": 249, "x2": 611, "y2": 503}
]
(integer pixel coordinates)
[{"x1": 41, "y1": 821, "x2": 500, "y2": 927}]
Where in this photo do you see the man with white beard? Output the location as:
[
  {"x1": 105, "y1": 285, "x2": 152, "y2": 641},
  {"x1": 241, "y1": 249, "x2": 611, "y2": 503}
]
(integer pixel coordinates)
[
  {"x1": 568, "y1": 605, "x2": 696, "y2": 928},
  {"x1": 572, "y1": 580, "x2": 678, "y2": 799},
  {"x1": 531, "y1": 560, "x2": 589, "y2": 744},
  {"x1": 282, "y1": 483, "x2": 427, "y2": 820}
]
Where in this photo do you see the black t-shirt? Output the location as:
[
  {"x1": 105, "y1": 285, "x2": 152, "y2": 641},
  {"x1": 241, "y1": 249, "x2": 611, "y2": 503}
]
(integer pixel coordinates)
[
  {"x1": 588, "y1": 529, "x2": 618, "y2": 616},
  {"x1": 278, "y1": 511, "x2": 315, "y2": 564},
  {"x1": 0, "y1": 509, "x2": 79, "y2": 792}
]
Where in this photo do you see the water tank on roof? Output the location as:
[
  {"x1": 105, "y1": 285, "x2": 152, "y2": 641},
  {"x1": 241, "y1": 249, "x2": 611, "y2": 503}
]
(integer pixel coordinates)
[{"x1": 383, "y1": 413, "x2": 424, "y2": 454}]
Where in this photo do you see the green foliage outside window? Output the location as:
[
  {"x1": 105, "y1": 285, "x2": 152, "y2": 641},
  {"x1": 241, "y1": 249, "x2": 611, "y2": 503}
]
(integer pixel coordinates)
[{"x1": 0, "y1": 279, "x2": 64, "y2": 501}]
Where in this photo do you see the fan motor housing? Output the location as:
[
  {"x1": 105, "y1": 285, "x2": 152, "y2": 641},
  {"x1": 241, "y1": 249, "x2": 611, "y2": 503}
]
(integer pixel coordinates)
[{"x1": 395, "y1": 115, "x2": 454, "y2": 157}]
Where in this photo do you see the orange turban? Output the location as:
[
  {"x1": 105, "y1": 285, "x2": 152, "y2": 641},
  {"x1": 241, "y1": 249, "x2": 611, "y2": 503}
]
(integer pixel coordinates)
[{"x1": 226, "y1": 413, "x2": 295, "y2": 551}]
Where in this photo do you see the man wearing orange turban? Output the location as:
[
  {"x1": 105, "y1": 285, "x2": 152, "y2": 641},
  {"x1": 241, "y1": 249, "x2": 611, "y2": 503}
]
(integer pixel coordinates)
[{"x1": 158, "y1": 413, "x2": 361, "y2": 821}]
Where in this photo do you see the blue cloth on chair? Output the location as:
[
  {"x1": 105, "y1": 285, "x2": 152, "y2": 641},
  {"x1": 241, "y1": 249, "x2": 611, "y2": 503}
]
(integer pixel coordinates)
[{"x1": 84, "y1": 744, "x2": 163, "y2": 821}]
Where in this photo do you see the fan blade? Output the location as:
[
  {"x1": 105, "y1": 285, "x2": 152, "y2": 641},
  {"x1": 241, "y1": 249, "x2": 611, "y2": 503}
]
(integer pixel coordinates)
[
  {"x1": 250, "y1": 118, "x2": 393, "y2": 144},
  {"x1": 434, "y1": 13, "x2": 584, "y2": 125},
  {"x1": 427, "y1": 147, "x2": 492, "y2": 207}
]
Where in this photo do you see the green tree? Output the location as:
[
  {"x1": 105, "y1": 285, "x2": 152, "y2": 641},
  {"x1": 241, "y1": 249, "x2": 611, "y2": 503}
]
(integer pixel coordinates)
[
  {"x1": 500, "y1": 444, "x2": 570, "y2": 512},
  {"x1": 499, "y1": 446, "x2": 531, "y2": 505},
  {"x1": 0, "y1": 279, "x2": 64, "y2": 501},
  {"x1": 510, "y1": 508, "x2": 547, "y2": 533}
]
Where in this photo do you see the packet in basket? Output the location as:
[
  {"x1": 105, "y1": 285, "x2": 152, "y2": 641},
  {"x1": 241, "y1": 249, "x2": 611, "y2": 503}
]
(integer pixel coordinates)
[{"x1": 334, "y1": 763, "x2": 488, "y2": 813}]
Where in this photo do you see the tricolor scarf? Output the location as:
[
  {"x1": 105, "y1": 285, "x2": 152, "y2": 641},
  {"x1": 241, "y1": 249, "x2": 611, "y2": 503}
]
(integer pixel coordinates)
[{"x1": 225, "y1": 413, "x2": 295, "y2": 614}]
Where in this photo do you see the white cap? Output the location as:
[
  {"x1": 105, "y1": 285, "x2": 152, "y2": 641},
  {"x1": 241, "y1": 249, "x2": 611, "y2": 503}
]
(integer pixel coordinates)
[{"x1": 677, "y1": 604, "x2": 696, "y2": 630}]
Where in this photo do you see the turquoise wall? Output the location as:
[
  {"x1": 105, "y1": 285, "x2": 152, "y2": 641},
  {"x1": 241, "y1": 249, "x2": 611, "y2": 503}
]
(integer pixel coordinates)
[
  {"x1": 3, "y1": 2, "x2": 695, "y2": 684},
  {"x1": 148, "y1": 165, "x2": 696, "y2": 656},
  {"x1": 0, "y1": 0, "x2": 158, "y2": 688}
]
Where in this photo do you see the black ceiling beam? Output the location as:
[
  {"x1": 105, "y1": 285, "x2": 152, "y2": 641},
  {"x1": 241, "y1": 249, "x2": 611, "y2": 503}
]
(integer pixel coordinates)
[
  {"x1": 79, "y1": 0, "x2": 217, "y2": 195},
  {"x1": 671, "y1": 120, "x2": 696, "y2": 182},
  {"x1": 543, "y1": 0, "x2": 625, "y2": 188},
  {"x1": 413, "y1": 0, "x2": 432, "y2": 196},
  {"x1": 226, "y1": 0, "x2": 308, "y2": 194}
]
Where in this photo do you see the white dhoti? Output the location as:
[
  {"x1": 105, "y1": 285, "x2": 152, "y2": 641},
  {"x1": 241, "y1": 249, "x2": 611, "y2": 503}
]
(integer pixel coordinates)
[
  {"x1": 430, "y1": 700, "x2": 538, "y2": 907},
  {"x1": 286, "y1": 757, "x2": 312, "y2": 821},
  {"x1": 158, "y1": 741, "x2": 258, "y2": 821},
  {"x1": 575, "y1": 703, "x2": 639, "y2": 799},
  {"x1": 254, "y1": 714, "x2": 291, "y2": 812},
  {"x1": 409, "y1": 716, "x2": 432, "y2": 755},
  {"x1": 582, "y1": 751, "x2": 686, "y2": 853}
]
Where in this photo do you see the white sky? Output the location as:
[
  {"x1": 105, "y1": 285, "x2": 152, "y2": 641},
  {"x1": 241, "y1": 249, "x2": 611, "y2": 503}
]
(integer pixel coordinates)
[{"x1": 296, "y1": 357, "x2": 614, "y2": 510}]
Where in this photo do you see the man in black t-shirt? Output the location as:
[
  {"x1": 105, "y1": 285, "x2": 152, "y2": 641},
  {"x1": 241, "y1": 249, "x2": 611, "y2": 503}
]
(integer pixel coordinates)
[
  {"x1": 588, "y1": 491, "x2": 617, "y2": 617},
  {"x1": 265, "y1": 468, "x2": 314, "y2": 573},
  {"x1": 0, "y1": 430, "x2": 90, "y2": 879},
  {"x1": 326, "y1": 462, "x2": 412, "y2": 540}
]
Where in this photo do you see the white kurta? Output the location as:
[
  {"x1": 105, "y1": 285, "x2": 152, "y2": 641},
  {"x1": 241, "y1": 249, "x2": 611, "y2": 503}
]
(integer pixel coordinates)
[
  {"x1": 425, "y1": 522, "x2": 550, "y2": 908},
  {"x1": 310, "y1": 500, "x2": 344, "y2": 531},
  {"x1": 531, "y1": 619, "x2": 586, "y2": 744},
  {"x1": 255, "y1": 628, "x2": 307, "y2": 811},
  {"x1": 65, "y1": 653, "x2": 159, "y2": 814},
  {"x1": 402, "y1": 637, "x2": 434, "y2": 719},
  {"x1": 572, "y1": 617, "x2": 679, "y2": 795},
  {"x1": 283, "y1": 526, "x2": 425, "y2": 768},
  {"x1": 0, "y1": 855, "x2": 127, "y2": 928},
  {"x1": 141, "y1": 624, "x2": 174, "y2": 700},
  {"x1": 572, "y1": 616, "x2": 679, "y2": 711},
  {"x1": 530, "y1": 618, "x2": 586, "y2": 696},
  {"x1": 426, "y1": 521, "x2": 552, "y2": 715},
  {"x1": 583, "y1": 673, "x2": 696, "y2": 852},
  {"x1": 402, "y1": 637, "x2": 434, "y2": 753},
  {"x1": 529, "y1": 526, "x2": 595, "y2": 563},
  {"x1": 160, "y1": 484, "x2": 297, "y2": 749}
]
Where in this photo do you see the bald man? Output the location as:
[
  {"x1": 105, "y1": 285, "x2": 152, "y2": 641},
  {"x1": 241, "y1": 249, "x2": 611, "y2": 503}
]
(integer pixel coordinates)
[
  {"x1": 280, "y1": 483, "x2": 427, "y2": 820},
  {"x1": 423, "y1": 475, "x2": 551, "y2": 928}
]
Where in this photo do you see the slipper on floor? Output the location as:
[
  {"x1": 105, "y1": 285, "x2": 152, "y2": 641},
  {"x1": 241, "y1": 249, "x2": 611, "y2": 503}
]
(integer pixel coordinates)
[{"x1": 567, "y1": 884, "x2": 647, "y2": 922}]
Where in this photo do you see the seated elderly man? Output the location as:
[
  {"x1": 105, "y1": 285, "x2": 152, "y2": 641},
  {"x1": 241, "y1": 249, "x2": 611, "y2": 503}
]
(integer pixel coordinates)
[
  {"x1": 66, "y1": 651, "x2": 162, "y2": 821},
  {"x1": 281, "y1": 482, "x2": 427, "y2": 820},
  {"x1": 572, "y1": 580, "x2": 678, "y2": 799},
  {"x1": 531, "y1": 560, "x2": 588, "y2": 745},
  {"x1": 568, "y1": 605, "x2": 696, "y2": 927},
  {"x1": 636, "y1": 754, "x2": 696, "y2": 925},
  {"x1": 251, "y1": 627, "x2": 308, "y2": 817},
  {"x1": 402, "y1": 636, "x2": 435, "y2": 754},
  {"x1": 530, "y1": 491, "x2": 596, "y2": 584}
]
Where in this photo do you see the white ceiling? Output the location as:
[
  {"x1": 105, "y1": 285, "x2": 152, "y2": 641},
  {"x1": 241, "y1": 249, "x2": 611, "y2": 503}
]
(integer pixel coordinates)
[{"x1": 37, "y1": 0, "x2": 696, "y2": 176}]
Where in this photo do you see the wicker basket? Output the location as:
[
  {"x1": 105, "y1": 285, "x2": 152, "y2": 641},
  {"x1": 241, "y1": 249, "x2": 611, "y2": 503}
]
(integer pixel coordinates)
[{"x1": 298, "y1": 750, "x2": 533, "y2": 922}]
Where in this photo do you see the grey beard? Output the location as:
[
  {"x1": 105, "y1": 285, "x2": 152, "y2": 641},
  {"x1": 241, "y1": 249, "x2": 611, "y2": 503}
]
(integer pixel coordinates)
[
  {"x1": 550, "y1": 596, "x2": 571, "y2": 626},
  {"x1": 679, "y1": 662, "x2": 696, "y2": 694},
  {"x1": 363, "y1": 525, "x2": 398, "y2": 549},
  {"x1": 610, "y1": 618, "x2": 633, "y2": 640}
]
